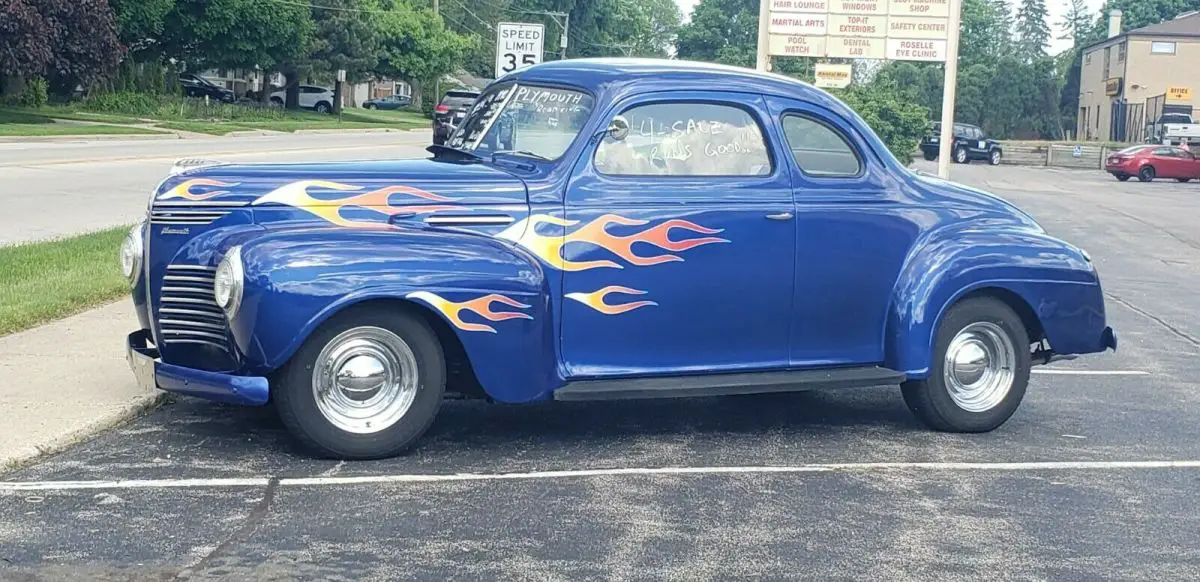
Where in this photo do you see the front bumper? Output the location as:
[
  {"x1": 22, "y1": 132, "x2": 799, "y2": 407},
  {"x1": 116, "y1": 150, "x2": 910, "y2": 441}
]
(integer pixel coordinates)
[{"x1": 126, "y1": 330, "x2": 270, "y2": 406}]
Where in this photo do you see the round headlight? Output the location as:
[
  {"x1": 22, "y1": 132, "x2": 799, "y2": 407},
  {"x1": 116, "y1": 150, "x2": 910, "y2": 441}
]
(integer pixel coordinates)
[
  {"x1": 119, "y1": 221, "x2": 144, "y2": 283},
  {"x1": 214, "y1": 246, "x2": 244, "y2": 316}
]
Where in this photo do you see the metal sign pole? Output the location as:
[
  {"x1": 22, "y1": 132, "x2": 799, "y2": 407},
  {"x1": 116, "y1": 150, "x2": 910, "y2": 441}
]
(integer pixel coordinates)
[
  {"x1": 756, "y1": 0, "x2": 770, "y2": 72},
  {"x1": 937, "y1": 0, "x2": 964, "y2": 179}
]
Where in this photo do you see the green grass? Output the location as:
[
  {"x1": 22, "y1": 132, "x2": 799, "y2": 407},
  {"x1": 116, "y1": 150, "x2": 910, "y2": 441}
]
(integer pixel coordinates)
[
  {"x1": 0, "y1": 227, "x2": 132, "y2": 336},
  {"x1": 0, "y1": 110, "x2": 55, "y2": 124},
  {"x1": 0, "y1": 123, "x2": 162, "y2": 137}
]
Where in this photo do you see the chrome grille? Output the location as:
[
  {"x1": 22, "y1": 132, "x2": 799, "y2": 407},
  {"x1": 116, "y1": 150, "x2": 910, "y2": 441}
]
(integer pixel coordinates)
[
  {"x1": 150, "y1": 209, "x2": 231, "y2": 226},
  {"x1": 158, "y1": 264, "x2": 230, "y2": 351}
]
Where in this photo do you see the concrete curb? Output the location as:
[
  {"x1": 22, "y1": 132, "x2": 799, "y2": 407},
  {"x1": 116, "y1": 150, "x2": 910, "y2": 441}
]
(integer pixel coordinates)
[
  {"x1": 0, "y1": 133, "x2": 181, "y2": 143},
  {"x1": 0, "y1": 393, "x2": 166, "y2": 473}
]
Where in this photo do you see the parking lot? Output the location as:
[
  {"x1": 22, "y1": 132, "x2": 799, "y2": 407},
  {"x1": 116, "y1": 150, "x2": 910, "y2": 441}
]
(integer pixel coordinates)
[{"x1": 3, "y1": 161, "x2": 1200, "y2": 581}]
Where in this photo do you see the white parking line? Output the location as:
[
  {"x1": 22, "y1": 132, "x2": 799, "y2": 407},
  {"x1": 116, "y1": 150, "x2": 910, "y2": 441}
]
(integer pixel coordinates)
[
  {"x1": 1032, "y1": 370, "x2": 1150, "y2": 375},
  {"x1": 4, "y1": 460, "x2": 1200, "y2": 492}
]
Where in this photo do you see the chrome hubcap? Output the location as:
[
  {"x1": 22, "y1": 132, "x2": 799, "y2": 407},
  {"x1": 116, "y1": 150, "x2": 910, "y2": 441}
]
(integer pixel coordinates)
[
  {"x1": 943, "y1": 322, "x2": 1015, "y2": 413},
  {"x1": 312, "y1": 327, "x2": 418, "y2": 434}
]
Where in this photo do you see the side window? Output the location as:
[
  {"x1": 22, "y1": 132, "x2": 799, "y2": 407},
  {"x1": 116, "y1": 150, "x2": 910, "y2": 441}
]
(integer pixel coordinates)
[
  {"x1": 780, "y1": 115, "x2": 863, "y2": 178},
  {"x1": 594, "y1": 102, "x2": 771, "y2": 176},
  {"x1": 1152, "y1": 147, "x2": 1175, "y2": 156}
]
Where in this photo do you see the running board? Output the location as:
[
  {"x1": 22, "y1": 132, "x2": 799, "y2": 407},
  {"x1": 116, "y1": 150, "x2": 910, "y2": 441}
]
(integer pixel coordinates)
[{"x1": 554, "y1": 366, "x2": 907, "y2": 402}]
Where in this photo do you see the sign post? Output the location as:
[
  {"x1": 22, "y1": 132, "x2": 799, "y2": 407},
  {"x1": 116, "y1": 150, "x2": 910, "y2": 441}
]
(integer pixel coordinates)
[
  {"x1": 496, "y1": 22, "x2": 545, "y2": 78},
  {"x1": 758, "y1": 0, "x2": 963, "y2": 178}
]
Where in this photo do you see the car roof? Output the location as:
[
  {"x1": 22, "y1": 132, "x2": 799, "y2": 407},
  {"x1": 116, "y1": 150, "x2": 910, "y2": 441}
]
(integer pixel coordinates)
[{"x1": 504, "y1": 58, "x2": 838, "y2": 105}]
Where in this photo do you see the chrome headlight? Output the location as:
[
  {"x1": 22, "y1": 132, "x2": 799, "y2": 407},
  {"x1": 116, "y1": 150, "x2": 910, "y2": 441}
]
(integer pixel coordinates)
[
  {"x1": 214, "y1": 246, "x2": 244, "y2": 317},
  {"x1": 119, "y1": 220, "x2": 145, "y2": 284}
]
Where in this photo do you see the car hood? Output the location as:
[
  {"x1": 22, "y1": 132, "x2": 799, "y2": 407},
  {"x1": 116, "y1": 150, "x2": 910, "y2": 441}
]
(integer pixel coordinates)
[{"x1": 153, "y1": 158, "x2": 529, "y2": 213}]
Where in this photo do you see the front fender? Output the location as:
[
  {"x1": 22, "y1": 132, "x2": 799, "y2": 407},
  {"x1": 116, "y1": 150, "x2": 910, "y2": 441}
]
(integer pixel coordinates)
[
  {"x1": 886, "y1": 224, "x2": 1107, "y2": 378},
  {"x1": 230, "y1": 226, "x2": 560, "y2": 403}
]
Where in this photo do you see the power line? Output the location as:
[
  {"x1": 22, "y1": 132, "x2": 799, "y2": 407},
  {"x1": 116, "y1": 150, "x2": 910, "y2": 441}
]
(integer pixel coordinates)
[{"x1": 443, "y1": 0, "x2": 495, "y2": 31}]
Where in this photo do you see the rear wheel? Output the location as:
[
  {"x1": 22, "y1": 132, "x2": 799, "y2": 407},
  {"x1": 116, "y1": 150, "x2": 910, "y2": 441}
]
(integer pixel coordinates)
[
  {"x1": 954, "y1": 146, "x2": 968, "y2": 164},
  {"x1": 315, "y1": 101, "x2": 333, "y2": 114},
  {"x1": 1116, "y1": 173, "x2": 1131, "y2": 182},
  {"x1": 275, "y1": 307, "x2": 445, "y2": 459},
  {"x1": 922, "y1": 151, "x2": 937, "y2": 161},
  {"x1": 365, "y1": 103, "x2": 376, "y2": 110},
  {"x1": 1138, "y1": 165, "x2": 1156, "y2": 182},
  {"x1": 901, "y1": 297, "x2": 1030, "y2": 433}
]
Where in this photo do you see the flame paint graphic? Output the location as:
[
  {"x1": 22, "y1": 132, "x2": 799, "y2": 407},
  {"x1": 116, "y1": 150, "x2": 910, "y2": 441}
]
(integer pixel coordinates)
[
  {"x1": 252, "y1": 180, "x2": 458, "y2": 228},
  {"x1": 497, "y1": 214, "x2": 728, "y2": 271},
  {"x1": 566, "y1": 286, "x2": 657, "y2": 315},
  {"x1": 158, "y1": 178, "x2": 237, "y2": 201},
  {"x1": 407, "y1": 291, "x2": 532, "y2": 333}
]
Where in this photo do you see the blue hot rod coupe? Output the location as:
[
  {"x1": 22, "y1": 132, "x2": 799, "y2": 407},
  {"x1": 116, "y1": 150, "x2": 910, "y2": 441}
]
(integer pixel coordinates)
[{"x1": 123, "y1": 59, "x2": 1116, "y2": 459}]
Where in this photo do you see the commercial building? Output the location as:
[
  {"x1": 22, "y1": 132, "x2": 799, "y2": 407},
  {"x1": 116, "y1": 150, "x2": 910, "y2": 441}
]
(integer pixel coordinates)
[{"x1": 1076, "y1": 10, "x2": 1200, "y2": 142}]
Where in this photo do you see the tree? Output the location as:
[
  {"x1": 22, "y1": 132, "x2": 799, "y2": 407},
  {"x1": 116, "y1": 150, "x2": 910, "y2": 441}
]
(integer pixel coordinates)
[
  {"x1": 675, "y1": 0, "x2": 758, "y2": 67},
  {"x1": 109, "y1": 0, "x2": 174, "y2": 53},
  {"x1": 310, "y1": 0, "x2": 380, "y2": 112},
  {"x1": 1015, "y1": 0, "x2": 1051, "y2": 61},
  {"x1": 0, "y1": 0, "x2": 53, "y2": 83},
  {"x1": 836, "y1": 83, "x2": 931, "y2": 164},
  {"x1": 1057, "y1": 0, "x2": 1093, "y2": 44},
  {"x1": 1082, "y1": 0, "x2": 1200, "y2": 46},
  {"x1": 375, "y1": 0, "x2": 476, "y2": 107}
]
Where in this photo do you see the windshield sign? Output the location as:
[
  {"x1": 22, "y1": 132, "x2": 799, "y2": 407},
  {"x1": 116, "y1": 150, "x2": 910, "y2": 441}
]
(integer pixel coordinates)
[{"x1": 448, "y1": 84, "x2": 594, "y2": 160}]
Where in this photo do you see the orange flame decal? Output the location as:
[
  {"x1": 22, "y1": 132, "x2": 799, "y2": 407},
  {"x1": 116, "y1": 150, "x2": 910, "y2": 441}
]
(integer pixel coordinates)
[
  {"x1": 566, "y1": 286, "x2": 657, "y2": 315},
  {"x1": 498, "y1": 214, "x2": 728, "y2": 271},
  {"x1": 252, "y1": 180, "x2": 458, "y2": 228},
  {"x1": 158, "y1": 178, "x2": 237, "y2": 201},
  {"x1": 407, "y1": 291, "x2": 532, "y2": 333}
]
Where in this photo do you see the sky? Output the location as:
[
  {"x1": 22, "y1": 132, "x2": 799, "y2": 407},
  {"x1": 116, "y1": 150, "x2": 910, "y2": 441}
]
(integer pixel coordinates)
[{"x1": 673, "y1": 0, "x2": 1107, "y2": 55}]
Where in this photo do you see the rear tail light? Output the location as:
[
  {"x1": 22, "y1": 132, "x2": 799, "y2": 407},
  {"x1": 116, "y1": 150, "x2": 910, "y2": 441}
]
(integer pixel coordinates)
[{"x1": 434, "y1": 104, "x2": 449, "y2": 113}]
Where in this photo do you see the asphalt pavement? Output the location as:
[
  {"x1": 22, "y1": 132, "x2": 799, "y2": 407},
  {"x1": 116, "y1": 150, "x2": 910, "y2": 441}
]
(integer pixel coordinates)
[
  {"x1": 2, "y1": 161, "x2": 1200, "y2": 580},
  {"x1": 0, "y1": 131, "x2": 433, "y2": 245}
]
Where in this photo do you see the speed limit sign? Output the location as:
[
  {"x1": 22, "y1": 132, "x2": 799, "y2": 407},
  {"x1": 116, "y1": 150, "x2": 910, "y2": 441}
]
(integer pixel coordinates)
[{"x1": 496, "y1": 22, "x2": 544, "y2": 77}]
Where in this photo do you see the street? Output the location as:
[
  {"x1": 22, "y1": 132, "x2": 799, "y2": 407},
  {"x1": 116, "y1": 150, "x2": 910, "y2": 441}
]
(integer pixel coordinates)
[
  {"x1": 0, "y1": 131, "x2": 432, "y2": 245},
  {"x1": 3, "y1": 160, "x2": 1200, "y2": 580}
]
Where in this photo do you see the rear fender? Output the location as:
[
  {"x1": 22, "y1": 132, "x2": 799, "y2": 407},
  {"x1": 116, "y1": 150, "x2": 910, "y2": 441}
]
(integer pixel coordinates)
[
  {"x1": 886, "y1": 225, "x2": 1107, "y2": 378},
  {"x1": 231, "y1": 226, "x2": 560, "y2": 403}
]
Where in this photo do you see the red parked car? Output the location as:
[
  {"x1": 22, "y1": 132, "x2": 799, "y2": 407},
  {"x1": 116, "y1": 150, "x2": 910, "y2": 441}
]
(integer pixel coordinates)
[{"x1": 1106, "y1": 144, "x2": 1200, "y2": 182}]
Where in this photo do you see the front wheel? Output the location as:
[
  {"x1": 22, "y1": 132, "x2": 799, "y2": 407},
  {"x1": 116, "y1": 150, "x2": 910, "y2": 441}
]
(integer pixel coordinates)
[
  {"x1": 901, "y1": 297, "x2": 1030, "y2": 433},
  {"x1": 315, "y1": 101, "x2": 333, "y2": 114},
  {"x1": 988, "y1": 149, "x2": 1002, "y2": 166},
  {"x1": 274, "y1": 307, "x2": 445, "y2": 459},
  {"x1": 922, "y1": 151, "x2": 937, "y2": 161}
]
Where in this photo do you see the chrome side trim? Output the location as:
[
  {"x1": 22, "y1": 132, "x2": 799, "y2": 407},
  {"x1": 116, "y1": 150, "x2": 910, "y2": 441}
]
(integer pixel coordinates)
[
  {"x1": 161, "y1": 328, "x2": 228, "y2": 341},
  {"x1": 163, "y1": 275, "x2": 215, "y2": 283},
  {"x1": 161, "y1": 296, "x2": 218, "y2": 305},
  {"x1": 159, "y1": 319, "x2": 226, "y2": 331},
  {"x1": 159, "y1": 307, "x2": 225, "y2": 319},
  {"x1": 160, "y1": 338, "x2": 230, "y2": 351},
  {"x1": 153, "y1": 201, "x2": 249, "y2": 207},
  {"x1": 425, "y1": 215, "x2": 516, "y2": 225},
  {"x1": 167, "y1": 265, "x2": 217, "y2": 272}
]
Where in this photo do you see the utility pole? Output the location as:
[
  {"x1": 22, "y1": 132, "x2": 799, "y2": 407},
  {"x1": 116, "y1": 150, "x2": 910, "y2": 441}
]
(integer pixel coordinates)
[{"x1": 561, "y1": 13, "x2": 569, "y2": 59}]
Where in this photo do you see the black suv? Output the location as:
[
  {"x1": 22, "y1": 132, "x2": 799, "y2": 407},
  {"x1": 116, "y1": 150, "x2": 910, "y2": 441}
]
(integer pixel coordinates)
[
  {"x1": 432, "y1": 89, "x2": 480, "y2": 145},
  {"x1": 179, "y1": 73, "x2": 235, "y2": 104},
  {"x1": 920, "y1": 122, "x2": 1003, "y2": 165}
]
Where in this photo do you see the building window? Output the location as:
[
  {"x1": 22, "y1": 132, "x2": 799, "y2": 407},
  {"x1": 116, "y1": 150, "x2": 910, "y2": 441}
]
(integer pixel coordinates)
[
  {"x1": 1118, "y1": 43, "x2": 1126, "y2": 61},
  {"x1": 1103, "y1": 47, "x2": 1111, "y2": 78},
  {"x1": 1151, "y1": 41, "x2": 1176, "y2": 54}
]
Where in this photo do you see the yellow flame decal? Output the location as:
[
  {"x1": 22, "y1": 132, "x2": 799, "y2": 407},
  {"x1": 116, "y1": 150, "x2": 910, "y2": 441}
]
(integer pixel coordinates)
[
  {"x1": 498, "y1": 213, "x2": 727, "y2": 271},
  {"x1": 158, "y1": 178, "x2": 237, "y2": 201},
  {"x1": 566, "y1": 286, "x2": 657, "y2": 315},
  {"x1": 407, "y1": 291, "x2": 532, "y2": 333},
  {"x1": 252, "y1": 180, "x2": 458, "y2": 228}
]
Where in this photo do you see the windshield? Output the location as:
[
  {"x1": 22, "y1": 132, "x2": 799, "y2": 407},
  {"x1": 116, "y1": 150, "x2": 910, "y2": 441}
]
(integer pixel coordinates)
[
  {"x1": 1161, "y1": 113, "x2": 1193, "y2": 124},
  {"x1": 447, "y1": 84, "x2": 595, "y2": 160}
]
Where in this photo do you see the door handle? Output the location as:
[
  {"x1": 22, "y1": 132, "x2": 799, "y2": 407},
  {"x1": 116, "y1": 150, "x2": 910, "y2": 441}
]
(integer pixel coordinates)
[{"x1": 765, "y1": 212, "x2": 793, "y2": 221}]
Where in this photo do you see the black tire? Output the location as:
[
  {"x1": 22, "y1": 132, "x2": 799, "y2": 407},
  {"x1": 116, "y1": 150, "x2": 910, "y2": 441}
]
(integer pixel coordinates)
[
  {"x1": 274, "y1": 307, "x2": 445, "y2": 459},
  {"x1": 1138, "y1": 166, "x2": 1156, "y2": 182},
  {"x1": 953, "y1": 147, "x2": 968, "y2": 164},
  {"x1": 1116, "y1": 174, "x2": 1131, "y2": 182},
  {"x1": 1176, "y1": 178, "x2": 1191, "y2": 183},
  {"x1": 988, "y1": 149, "x2": 1002, "y2": 166},
  {"x1": 315, "y1": 101, "x2": 333, "y2": 114},
  {"x1": 270, "y1": 97, "x2": 284, "y2": 107},
  {"x1": 365, "y1": 103, "x2": 376, "y2": 110},
  {"x1": 922, "y1": 151, "x2": 937, "y2": 161},
  {"x1": 901, "y1": 296, "x2": 1031, "y2": 433}
]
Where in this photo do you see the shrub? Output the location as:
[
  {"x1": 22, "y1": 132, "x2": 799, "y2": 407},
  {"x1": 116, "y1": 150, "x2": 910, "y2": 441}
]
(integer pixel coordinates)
[
  {"x1": 834, "y1": 84, "x2": 930, "y2": 165},
  {"x1": 17, "y1": 77, "x2": 49, "y2": 108}
]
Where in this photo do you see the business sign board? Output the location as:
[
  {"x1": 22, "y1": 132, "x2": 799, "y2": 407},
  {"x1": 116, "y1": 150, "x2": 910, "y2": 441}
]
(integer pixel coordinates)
[
  {"x1": 496, "y1": 22, "x2": 544, "y2": 78},
  {"x1": 814, "y1": 63, "x2": 853, "y2": 87},
  {"x1": 766, "y1": 0, "x2": 950, "y2": 61},
  {"x1": 1167, "y1": 86, "x2": 1193, "y2": 103}
]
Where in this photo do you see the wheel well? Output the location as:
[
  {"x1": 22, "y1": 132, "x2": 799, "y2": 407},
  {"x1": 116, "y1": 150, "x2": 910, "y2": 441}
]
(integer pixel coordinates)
[
  {"x1": 956, "y1": 287, "x2": 1044, "y2": 344},
  {"x1": 321, "y1": 298, "x2": 487, "y2": 399}
]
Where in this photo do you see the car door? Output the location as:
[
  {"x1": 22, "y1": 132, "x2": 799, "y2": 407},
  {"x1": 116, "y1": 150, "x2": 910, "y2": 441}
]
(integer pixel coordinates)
[
  {"x1": 766, "y1": 96, "x2": 920, "y2": 366},
  {"x1": 1185, "y1": 150, "x2": 1200, "y2": 178},
  {"x1": 298, "y1": 86, "x2": 317, "y2": 109},
  {"x1": 1150, "y1": 147, "x2": 1183, "y2": 177},
  {"x1": 560, "y1": 92, "x2": 796, "y2": 377},
  {"x1": 966, "y1": 127, "x2": 989, "y2": 158}
]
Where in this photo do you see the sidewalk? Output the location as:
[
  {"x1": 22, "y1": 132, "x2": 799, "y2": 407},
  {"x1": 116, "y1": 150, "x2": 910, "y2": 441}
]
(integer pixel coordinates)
[{"x1": 0, "y1": 301, "x2": 160, "y2": 470}]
